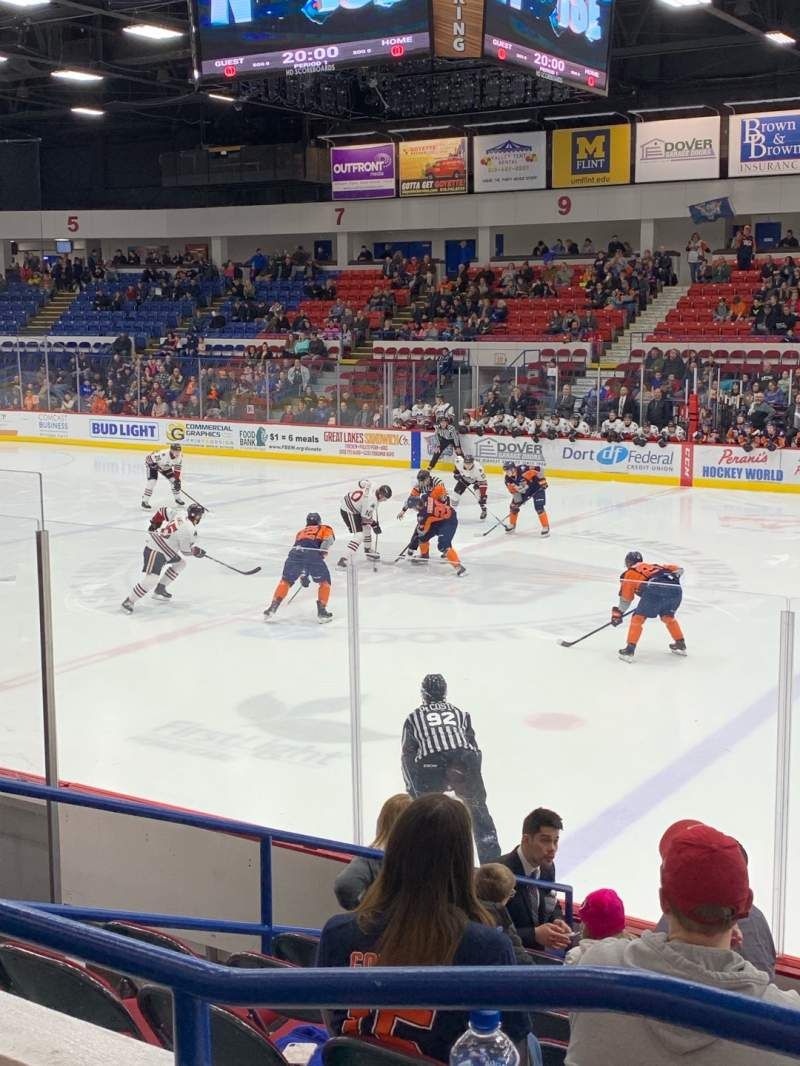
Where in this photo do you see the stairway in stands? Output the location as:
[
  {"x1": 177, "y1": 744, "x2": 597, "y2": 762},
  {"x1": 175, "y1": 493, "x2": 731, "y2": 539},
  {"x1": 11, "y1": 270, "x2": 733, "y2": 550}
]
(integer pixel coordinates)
[
  {"x1": 22, "y1": 290, "x2": 79, "y2": 334},
  {"x1": 601, "y1": 285, "x2": 689, "y2": 364}
]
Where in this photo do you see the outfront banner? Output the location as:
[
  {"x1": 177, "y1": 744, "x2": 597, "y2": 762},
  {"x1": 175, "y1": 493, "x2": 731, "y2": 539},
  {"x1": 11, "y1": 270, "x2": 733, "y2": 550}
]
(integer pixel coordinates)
[
  {"x1": 728, "y1": 110, "x2": 800, "y2": 177},
  {"x1": 398, "y1": 137, "x2": 468, "y2": 197},
  {"x1": 330, "y1": 143, "x2": 396, "y2": 200},
  {"x1": 551, "y1": 124, "x2": 631, "y2": 188},
  {"x1": 473, "y1": 132, "x2": 547, "y2": 192},
  {"x1": 634, "y1": 117, "x2": 720, "y2": 183}
]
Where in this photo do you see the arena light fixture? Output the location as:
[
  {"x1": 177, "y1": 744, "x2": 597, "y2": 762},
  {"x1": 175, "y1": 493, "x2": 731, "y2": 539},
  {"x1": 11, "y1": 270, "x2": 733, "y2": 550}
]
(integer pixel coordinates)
[
  {"x1": 723, "y1": 95, "x2": 800, "y2": 106},
  {"x1": 0, "y1": 0, "x2": 49, "y2": 8},
  {"x1": 657, "y1": 0, "x2": 711, "y2": 8},
  {"x1": 630, "y1": 105, "x2": 710, "y2": 114},
  {"x1": 123, "y1": 24, "x2": 184, "y2": 40},
  {"x1": 51, "y1": 69, "x2": 104, "y2": 82},
  {"x1": 71, "y1": 106, "x2": 105, "y2": 116},
  {"x1": 765, "y1": 31, "x2": 796, "y2": 45},
  {"x1": 207, "y1": 92, "x2": 235, "y2": 102},
  {"x1": 387, "y1": 125, "x2": 452, "y2": 133},
  {"x1": 320, "y1": 131, "x2": 379, "y2": 139},
  {"x1": 0, "y1": 55, "x2": 8, "y2": 62},
  {"x1": 542, "y1": 112, "x2": 616, "y2": 121}
]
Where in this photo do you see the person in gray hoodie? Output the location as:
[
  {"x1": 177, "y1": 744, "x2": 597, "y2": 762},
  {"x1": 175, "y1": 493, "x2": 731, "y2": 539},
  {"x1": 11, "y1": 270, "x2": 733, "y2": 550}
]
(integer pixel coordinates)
[
  {"x1": 333, "y1": 793, "x2": 411, "y2": 910},
  {"x1": 566, "y1": 820, "x2": 800, "y2": 1065}
]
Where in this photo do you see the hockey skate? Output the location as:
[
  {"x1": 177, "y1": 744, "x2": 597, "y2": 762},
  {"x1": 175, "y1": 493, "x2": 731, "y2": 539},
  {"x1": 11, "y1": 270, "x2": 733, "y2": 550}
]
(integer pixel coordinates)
[
  {"x1": 669, "y1": 639, "x2": 688, "y2": 657},
  {"x1": 410, "y1": 556, "x2": 429, "y2": 565},
  {"x1": 455, "y1": 565, "x2": 466, "y2": 577},
  {"x1": 141, "y1": 501, "x2": 151, "y2": 510},
  {"x1": 121, "y1": 598, "x2": 134, "y2": 614},
  {"x1": 154, "y1": 584, "x2": 172, "y2": 600},
  {"x1": 337, "y1": 557, "x2": 349, "y2": 569},
  {"x1": 541, "y1": 528, "x2": 550, "y2": 538},
  {"x1": 505, "y1": 525, "x2": 516, "y2": 534},
  {"x1": 618, "y1": 644, "x2": 636, "y2": 663},
  {"x1": 365, "y1": 551, "x2": 380, "y2": 561},
  {"x1": 317, "y1": 603, "x2": 333, "y2": 624},
  {"x1": 263, "y1": 598, "x2": 280, "y2": 620},
  {"x1": 480, "y1": 506, "x2": 487, "y2": 520}
]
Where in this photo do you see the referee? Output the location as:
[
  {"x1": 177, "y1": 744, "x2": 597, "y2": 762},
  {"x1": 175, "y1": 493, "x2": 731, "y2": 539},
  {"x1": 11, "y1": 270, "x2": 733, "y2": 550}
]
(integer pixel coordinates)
[
  {"x1": 401, "y1": 674, "x2": 501, "y2": 863},
  {"x1": 428, "y1": 417, "x2": 463, "y2": 469}
]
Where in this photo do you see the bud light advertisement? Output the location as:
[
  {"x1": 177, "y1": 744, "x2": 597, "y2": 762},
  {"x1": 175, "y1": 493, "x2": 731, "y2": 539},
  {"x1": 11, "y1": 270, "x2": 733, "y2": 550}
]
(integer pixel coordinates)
[
  {"x1": 331, "y1": 143, "x2": 396, "y2": 200},
  {"x1": 483, "y1": 0, "x2": 615, "y2": 95},
  {"x1": 193, "y1": 0, "x2": 430, "y2": 76}
]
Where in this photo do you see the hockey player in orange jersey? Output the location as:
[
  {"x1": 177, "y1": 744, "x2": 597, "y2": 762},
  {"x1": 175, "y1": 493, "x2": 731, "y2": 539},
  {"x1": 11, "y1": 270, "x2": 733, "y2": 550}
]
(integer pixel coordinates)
[
  {"x1": 503, "y1": 461, "x2": 550, "y2": 536},
  {"x1": 264, "y1": 513, "x2": 335, "y2": 624},
  {"x1": 611, "y1": 550, "x2": 687, "y2": 663},
  {"x1": 410, "y1": 492, "x2": 466, "y2": 576}
]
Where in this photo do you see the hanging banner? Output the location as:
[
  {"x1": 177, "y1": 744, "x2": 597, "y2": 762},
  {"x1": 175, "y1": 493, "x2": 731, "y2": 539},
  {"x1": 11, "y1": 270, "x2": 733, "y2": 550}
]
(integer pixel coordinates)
[
  {"x1": 634, "y1": 117, "x2": 720, "y2": 183},
  {"x1": 729, "y1": 110, "x2": 800, "y2": 177},
  {"x1": 473, "y1": 132, "x2": 547, "y2": 192},
  {"x1": 398, "y1": 137, "x2": 468, "y2": 197},
  {"x1": 330, "y1": 143, "x2": 396, "y2": 201},
  {"x1": 432, "y1": 0, "x2": 484, "y2": 57},
  {"x1": 551, "y1": 124, "x2": 631, "y2": 188}
]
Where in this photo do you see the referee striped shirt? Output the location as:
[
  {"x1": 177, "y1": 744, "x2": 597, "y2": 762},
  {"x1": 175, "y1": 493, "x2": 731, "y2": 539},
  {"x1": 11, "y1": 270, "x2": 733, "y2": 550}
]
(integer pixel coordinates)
[
  {"x1": 402, "y1": 700, "x2": 479, "y2": 762},
  {"x1": 436, "y1": 424, "x2": 461, "y2": 447}
]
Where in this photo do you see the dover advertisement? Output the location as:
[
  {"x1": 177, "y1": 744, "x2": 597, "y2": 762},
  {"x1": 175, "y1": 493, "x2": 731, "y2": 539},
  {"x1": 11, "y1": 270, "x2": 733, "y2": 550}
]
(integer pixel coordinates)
[
  {"x1": 634, "y1": 117, "x2": 720, "y2": 184},
  {"x1": 729, "y1": 110, "x2": 800, "y2": 177},
  {"x1": 473, "y1": 132, "x2": 547, "y2": 192}
]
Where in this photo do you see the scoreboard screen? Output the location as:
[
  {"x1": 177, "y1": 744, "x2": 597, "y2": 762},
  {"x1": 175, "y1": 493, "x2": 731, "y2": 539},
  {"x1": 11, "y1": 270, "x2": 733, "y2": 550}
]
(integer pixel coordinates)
[
  {"x1": 193, "y1": 0, "x2": 430, "y2": 77},
  {"x1": 483, "y1": 0, "x2": 615, "y2": 95}
]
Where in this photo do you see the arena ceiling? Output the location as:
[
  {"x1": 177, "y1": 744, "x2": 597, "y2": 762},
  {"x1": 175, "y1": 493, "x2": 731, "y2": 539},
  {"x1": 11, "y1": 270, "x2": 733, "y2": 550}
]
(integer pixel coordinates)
[{"x1": 0, "y1": 0, "x2": 796, "y2": 152}]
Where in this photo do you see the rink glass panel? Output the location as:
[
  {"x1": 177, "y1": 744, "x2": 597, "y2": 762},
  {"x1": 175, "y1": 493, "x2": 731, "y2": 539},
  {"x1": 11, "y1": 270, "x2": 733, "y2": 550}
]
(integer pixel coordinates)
[
  {"x1": 784, "y1": 594, "x2": 800, "y2": 954},
  {"x1": 46, "y1": 467, "x2": 355, "y2": 841},
  {"x1": 0, "y1": 471, "x2": 46, "y2": 778}
]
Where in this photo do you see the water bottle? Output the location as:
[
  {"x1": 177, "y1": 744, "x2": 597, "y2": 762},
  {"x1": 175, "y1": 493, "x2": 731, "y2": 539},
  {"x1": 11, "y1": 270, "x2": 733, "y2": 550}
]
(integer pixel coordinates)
[{"x1": 449, "y1": 1010, "x2": 520, "y2": 1066}]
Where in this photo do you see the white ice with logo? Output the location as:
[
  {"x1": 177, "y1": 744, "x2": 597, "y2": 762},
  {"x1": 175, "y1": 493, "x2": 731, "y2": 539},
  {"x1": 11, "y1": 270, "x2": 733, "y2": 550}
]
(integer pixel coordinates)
[{"x1": 2, "y1": 445, "x2": 800, "y2": 946}]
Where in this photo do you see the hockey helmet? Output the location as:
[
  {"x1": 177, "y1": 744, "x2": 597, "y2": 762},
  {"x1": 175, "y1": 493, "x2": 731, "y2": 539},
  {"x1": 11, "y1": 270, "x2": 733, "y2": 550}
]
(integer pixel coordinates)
[
  {"x1": 377, "y1": 485, "x2": 392, "y2": 501},
  {"x1": 421, "y1": 673, "x2": 447, "y2": 701},
  {"x1": 417, "y1": 469, "x2": 432, "y2": 483},
  {"x1": 187, "y1": 503, "x2": 205, "y2": 525},
  {"x1": 463, "y1": 455, "x2": 475, "y2": 467},
  {"x1": 502, "y1": 460, "x2": 517, "y2": 472},
  {"x1": 306, "y1": 512, "x2": 322, "y2": 526},
  {"x1": 625, "y1": 550, "x2": 643, "y2": 569},
  {"x1": 169, "y1": 442, "x2": 182, "y2": 453}
]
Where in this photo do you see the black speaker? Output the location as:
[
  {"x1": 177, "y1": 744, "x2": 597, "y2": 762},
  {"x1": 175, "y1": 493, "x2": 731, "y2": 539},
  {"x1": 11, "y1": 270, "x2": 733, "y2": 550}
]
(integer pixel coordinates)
[{"x1": 10, "y1": 241, "x2": 17, "y2": 256}]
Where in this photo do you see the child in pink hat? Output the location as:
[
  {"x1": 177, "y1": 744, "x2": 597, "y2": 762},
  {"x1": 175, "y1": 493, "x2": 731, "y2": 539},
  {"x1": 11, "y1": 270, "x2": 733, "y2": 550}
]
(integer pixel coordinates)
[{"x1": 567, "y1": 888, "x2": 631, "y2": 964}]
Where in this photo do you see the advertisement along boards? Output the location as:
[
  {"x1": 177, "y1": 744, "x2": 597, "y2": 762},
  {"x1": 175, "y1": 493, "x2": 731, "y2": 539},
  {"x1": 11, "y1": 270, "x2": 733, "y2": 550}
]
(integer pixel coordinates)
[
  {"x1": 728, "y1": 110, "x2": 800, "y2": 177},
  {"x1": 472, "y1": 132, "x2": 546, "y2": 192},
  {"x1": 634, "y1": 116, "x2": 720, "y2": 183},
  {"x1": 551, "y1": 124, "x2": 631, "y2": 188},
  {"x1": 398, "y1": 137, "x2": 468, "y2": 196},
  {"x1": 330, "y1": 143, "x2": 396, "y2": 200}
]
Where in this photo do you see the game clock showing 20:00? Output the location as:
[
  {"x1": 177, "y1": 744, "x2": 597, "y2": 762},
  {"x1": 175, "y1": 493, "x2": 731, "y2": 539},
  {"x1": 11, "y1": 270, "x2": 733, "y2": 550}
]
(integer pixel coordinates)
[{"x1": 194, "y1": 0, "x2": 430, "y2": 76}]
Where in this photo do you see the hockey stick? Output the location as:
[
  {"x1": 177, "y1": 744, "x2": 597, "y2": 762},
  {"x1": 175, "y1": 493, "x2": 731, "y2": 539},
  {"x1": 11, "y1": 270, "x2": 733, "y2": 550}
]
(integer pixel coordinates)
[
  {"x1": 179, "y1": 489, "x2": 211, "y2": 512},
  {"x1": 202, "y1": 553, "x2": 261, "y2": 576},
  {"x1": 558, "y1": 611, "x2": 634, "y2": 648},
  {"x1": 386, "y1": 536, "x2": 417, "y2": 565},
  {"x1": 467, "y1": 485, "x2": 509, "y2": 530},
  {"x1": 286, "y1": 581, "x2": 307, "y2": 605},
  {"x1": 479, "y1": 512, "x2": 512, "y2": 537}
]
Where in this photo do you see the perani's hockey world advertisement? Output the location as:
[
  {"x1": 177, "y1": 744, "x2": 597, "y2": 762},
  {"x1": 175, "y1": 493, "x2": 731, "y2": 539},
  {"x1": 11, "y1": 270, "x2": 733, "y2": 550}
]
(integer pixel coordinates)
[
  {"x1": 483, "y1": 0, "x2": 615, "y2": 93},
  {"x1": 194, "y1": 0, "x2": 430, "y2": 75}
]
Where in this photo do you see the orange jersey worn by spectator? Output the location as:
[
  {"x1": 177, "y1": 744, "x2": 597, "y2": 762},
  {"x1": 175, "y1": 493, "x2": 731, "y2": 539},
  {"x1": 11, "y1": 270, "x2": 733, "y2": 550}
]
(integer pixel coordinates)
[
  {"x1": 503, "y1": 462, "x2": 550, "y2": 536},
  {"x1": 612, "y1": 552, "x2": 686, "y2": 663}
]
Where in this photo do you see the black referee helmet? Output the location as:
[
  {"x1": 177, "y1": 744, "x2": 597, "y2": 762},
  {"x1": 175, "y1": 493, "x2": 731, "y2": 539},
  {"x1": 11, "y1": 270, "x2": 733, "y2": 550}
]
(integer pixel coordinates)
[{"x1": 421, "y1": 674, "x2": 447, "y2": 701}]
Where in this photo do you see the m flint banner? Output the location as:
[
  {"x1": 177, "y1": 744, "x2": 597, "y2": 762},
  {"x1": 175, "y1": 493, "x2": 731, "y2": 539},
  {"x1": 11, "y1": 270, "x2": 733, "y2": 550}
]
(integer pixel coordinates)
[
  {"x1": 634, "y1": 117, "x2": 720, "y2": 183},
  {"x1": 330, "y1": 143, "x2": 396, "y2": 200},
  {"x1": 398, "y1": 137, "x2": 468, "y2": 197},
  {"x1": 551, "y1": 124, "x2": 631, "y2": 188},
  {"x1": 729, "y1": 110, "x2": 800, "y2": 177},
  {"x1": 473, "y1": 133, "x2": 546, "y2": 192}
]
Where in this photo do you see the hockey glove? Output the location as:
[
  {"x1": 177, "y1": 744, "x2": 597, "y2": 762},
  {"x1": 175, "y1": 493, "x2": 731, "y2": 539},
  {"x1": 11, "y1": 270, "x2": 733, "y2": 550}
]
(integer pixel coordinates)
[
  {"x1": 300, "y1": 574, "x2": 311, "y2": 588},
  {"x1": 397, "y1": 508, "x2": 406, "y2": 520},
  {"x1": 164, "y1": 469, "x2": 175, "y2": 480},
  {"x1": 172, "y1": 478, "x2": 181, "y2": 491},
  {"x1": 191, "y1": 545, "x2": 206, "y2": 558},
  {"x1": 372, "y1": 522, "x2": 382, "y2": 536},
  {"x1": 611, "y1": 607, "x2": 624, "y2": 627},
  {"x1": 148, "y1": 518, "x2": 161, "y2": 532}
]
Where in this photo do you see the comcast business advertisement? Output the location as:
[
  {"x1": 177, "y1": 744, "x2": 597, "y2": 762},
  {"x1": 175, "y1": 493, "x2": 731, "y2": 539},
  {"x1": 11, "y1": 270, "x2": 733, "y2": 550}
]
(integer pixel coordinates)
[
  {"x1": 729, "y1": 110, "x2": 800, "y2": 176},
  {"x1": 634, "y1": 117, "x2": 720, "y2": 183}
]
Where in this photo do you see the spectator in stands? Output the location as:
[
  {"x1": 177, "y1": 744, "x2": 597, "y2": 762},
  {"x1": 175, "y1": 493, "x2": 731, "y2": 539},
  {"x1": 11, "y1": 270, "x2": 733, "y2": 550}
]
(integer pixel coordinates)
[
  {"x1": 685, "y1": 232, "x2": 710, "y2": 283},
  {"x1": 356, "y1": 244, "x2": 374, "y2": 263},
  {"x1": 566, "y1": 821, "x2": 799, "y2": 1066},
  {"x1": 748, "y1": 390, "x2": 776, "y2": 429},
  {"x1": 730, "y1": 293, "x2": 749, "y2": 321},
  {"x1": 474, "y1": 864, "x2": 533, "y2": 966},
  {"x1": 334, "y1": 794, "x2": 412, "y2": 911},
  {"x1": 611, "y1": 385, "x2": 636, "y2": 420},
  {"x1": 532, "y1": 240, "x2": 549, "y2": 257},
  {"x1": 646, "y1": 387, "x2": 672, "y2": 430},
  {"x1": 500, "y1": 807, "x2": 572, "y2": 951},
  {"x1": 735, "y1": 224, "x2": 756, "y2": 271},
  {"x1": 607, "y1": 234, "x2": 626, "y2": 256},
  {"x1": 713, "y1": 298, "x2": 731, "y2": 323},
  {"x1": 556, "y1": 384, "x2": 576, "y2": 418},
  {"x1": 780, "y1": 229, "x2": 799, "y2": 248},
  {"x1": 581, "y1": 238, "x2": 595, "y2": 254},
  {"x1": 318, "y1": 794, "x2": 533, "y2": 1061},
  {"x1": 567, "y1": 888, "x2": 631, "y2": 964},
  {"x1": 287, "y1": 359, "x2": 310, "y2": 394}
]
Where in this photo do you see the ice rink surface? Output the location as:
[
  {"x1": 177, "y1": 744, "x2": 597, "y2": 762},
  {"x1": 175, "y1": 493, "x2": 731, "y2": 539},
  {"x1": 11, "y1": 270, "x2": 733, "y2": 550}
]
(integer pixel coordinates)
[{"x1": 3, "y1": 443, "x2": 800, "y2": 941}]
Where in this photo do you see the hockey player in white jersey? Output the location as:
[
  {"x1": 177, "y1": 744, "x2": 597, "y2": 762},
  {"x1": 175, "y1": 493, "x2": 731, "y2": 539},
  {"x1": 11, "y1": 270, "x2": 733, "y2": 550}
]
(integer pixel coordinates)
[
  {"x1": 337, "y1": 479, "x2": 392, "y2": 568},
  {"x1": 451, "y1": 455, "x2": 488, "y2": 519},
  {"x1": 122, "y1": 503, "x2": 205, "y2": 613},
  {"x1": 142, "y1": 444, "x2": 184, "y2": 509}
]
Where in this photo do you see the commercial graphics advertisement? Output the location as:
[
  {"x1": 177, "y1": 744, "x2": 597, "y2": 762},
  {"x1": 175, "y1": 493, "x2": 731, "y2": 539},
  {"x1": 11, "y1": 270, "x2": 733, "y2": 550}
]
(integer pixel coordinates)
[
  {"x1": 398, "y1": 137, "x2": 468, "y2": 196},
  {"x1": 551, "y1": 124, "x2": 631, "y2": 188},
  {"x1": 193, "y1": 0, "x2": 430, "y2": 76},
  {"x1": 483, "y1": 0, "x2": 615, "y2": 95},
  {"x1": 331, "y1": 143, "x2": 396, "y2": 200},
  {"x1": 729, "y1": 110, "x2": 800, "y2": 177},
  {"x1": 473, "y1": 132, "x2": 547, "y2": 192},
  {"x1": 634, "y1": 117, "x2": 720, "y2": 184}
]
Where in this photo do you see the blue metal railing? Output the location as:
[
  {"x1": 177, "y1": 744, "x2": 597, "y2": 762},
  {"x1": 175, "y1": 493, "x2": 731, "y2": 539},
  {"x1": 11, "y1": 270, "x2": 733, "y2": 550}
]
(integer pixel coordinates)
[
  {"x1": 1, "y1": 899, "x2": 800, "y2": 1065},
  {"x1": 0, "y1": 775, "x2": 574, "y2": 939}
]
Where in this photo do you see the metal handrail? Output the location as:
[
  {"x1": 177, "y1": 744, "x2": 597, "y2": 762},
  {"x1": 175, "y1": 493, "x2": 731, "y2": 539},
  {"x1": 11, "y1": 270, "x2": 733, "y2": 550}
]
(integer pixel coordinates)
[{"x1": 1, "y1": 900, "x2": 800, "y2": 1066}]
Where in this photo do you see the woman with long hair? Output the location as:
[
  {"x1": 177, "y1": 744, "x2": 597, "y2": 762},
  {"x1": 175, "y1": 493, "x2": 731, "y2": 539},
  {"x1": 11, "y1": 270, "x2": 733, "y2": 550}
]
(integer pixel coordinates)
[
  {"x1": 318, "y1": 794, "x2": 531, "y2": 1061},
  {"x1": 333, "y1": 793, "x2": 411, "y2": 911}
]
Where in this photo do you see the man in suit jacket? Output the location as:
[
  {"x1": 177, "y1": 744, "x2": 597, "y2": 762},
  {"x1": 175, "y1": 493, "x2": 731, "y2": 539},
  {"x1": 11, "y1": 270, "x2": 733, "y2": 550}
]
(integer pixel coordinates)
[
  {"x1": 500, "y1": 807, "x2": 572, "y2": 951},
  {"x1": 612, "y1": 386, "x2": 636, "y2": 420}
]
